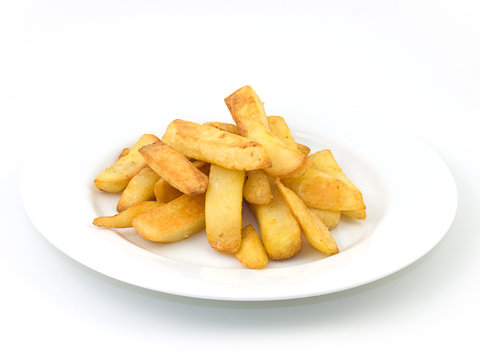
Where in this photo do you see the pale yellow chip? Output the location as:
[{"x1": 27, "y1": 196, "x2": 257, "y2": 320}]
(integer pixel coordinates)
[
  {"x1": 309, "y1": 208, "x2": 341, "y2": 230},
  {"x1": 117, "y1": 167, "x2": 160, "y2": 212},
  {"x1": 204, "y1": 122, "x2": 238, "y2": 134},
  {"x1": 309, "y1": 149, "x2": 366, "y2": 219},
  {"x1": 235, "y1": 225, "x2": 269, "y2": 269},
  {"x1": 249, "y1": 177, "x2": 302, "y2": 260},
  {"x1": 276, "y1": 179, "x2": 338, "y2": 255},
  {"x1": 243, "y1": 170, "x2": 273, "y2": 205},
  {"x1": 139, "y1": 141, "x2": 209, "y2": 195},
  {"x1": 93, "y1": 201, "x2": 163, "y2": 228},
  {"x1": 94, "y1": 134, "x2": 160, "y2": 193},
  {"x1": 132, "y1": 194, "x2": 205, "y2": 243},
  {"x1": 282, "y1": 164, "x2": 365, "y2": 211},
  {"x1": 224, "y1": 86, "x2": 307, "y2": 177},
  {"x1": 162, "y1": 119, "x2": 272, "y2": 171},
  {"x1": 205, "y1": 165, "x2": 245, "y2": 253}
]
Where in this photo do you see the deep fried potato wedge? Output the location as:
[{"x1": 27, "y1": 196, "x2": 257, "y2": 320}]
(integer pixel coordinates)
[
  {"x1": 117, "y1": 167, "x2": 160, "y2": 212},
  {"x1": 205, "y1": 165, "x2": 245, "y2": 253},
  {"x1": 282, "y1": 165, "x2": 365, "y2": 211},
  {"x1": 243, "y1": 170, "x2": 272, "y2": 205},
  {"x1": 118, "y1": 147, "x2": 130, "y2": 159},
  {"x1": 204, "y1": 122, "x2": 238, "y2": 135},
  {"x1": 309, "y1": 149, "x2": 366, "y2": 219},
  {"x1": 235, "y1": 225, "x2": 269, "y2": 269},
  {"x1": 94, "y1": 134, "x2": 160, "y2": 193},
  {"x1": 162, "y1": 119, "x2": 271, "y2": 171},
  {"x1": 225, "y1": 86, "x2": 307, "y2": 177},
  {"x1": 152, "y1": 161, "x2": 208, "y2": 202},
  {"x1": 276, "y1": 179, "x2": 338, "y2": 255},
  {"x1": 153, "y1": 178, "x2": 183, "y2": 203},
  {"x1": 267, "y1": 116, "x2": 298, "y2": 151},
  {"x1": 132, "y1": 194, "x2": 205, "y2": 242},
  {"x1": 341, "y1": 209, "x2": 367, "y2": 220},
  {"x1": 266, "y1": 116, "x2": 310, "y2": 155},
  {"x1": 139, "y1": 141, "x2": 208, "y2": 195},
  {"x1": 249, "y1": 177, "x2": 301, "y2": 260},
  {"x1": 93, "y1": 201, "x2": 163, "y2": 228},
  {"x1": 223, "y1": 85, "x2": 270, "y2": 128},
  {"x1": 309, "y1": 208, "x2": 341, "y2": 230},
  {"x1": 296, "y1": 143, "x2": 311, "y2": 156}
]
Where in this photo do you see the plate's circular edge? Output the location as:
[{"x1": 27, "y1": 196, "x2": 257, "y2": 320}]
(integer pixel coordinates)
[{"x1": 18, "y1": 128, "x2": 459, "y2": 302}]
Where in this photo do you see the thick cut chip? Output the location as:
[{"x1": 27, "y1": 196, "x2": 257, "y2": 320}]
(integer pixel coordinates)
[
  {"x1": 132, "y1": 194, "x2": 205, "y2": 243},
  {"x1": 225, "y1": 86, "x2": 307, "y2": 177},
  {"x1": 276, "y1": 179, "x2": 339, "y2": 255},
  {"x1": 93, "y1": 201, "x2": 163, "y2": 228},
  {"x1": 223, "y1": 85, "x2": 270, "y2": 128},
  {"x1": 267, "y1": 116, "x2": 298, "y2": 150},
  {"x1": 243, "y1": 170, "x2": 272, "y2": 205},
  {"x1": 296, "y1": 143, "x2": 311, "y2": 156},
  {"x1": 139, "y1": 141, "x2": 209, "y2": 195},
  {"x1": 117, "y1": 167, "x2": 160, "y2": 212},
  {"x1": 235, "y1": 225, "x2": 269, "y2": 269},
  {"x1": 341, "y1": 209, "x2": 366, "y2": 220},
  {"x1": 309, "y1": 150, "x2": 366, "y2": 219},
  {"x1": 309, "y1": 208, "x2": 341, "y2": 230},
  {"x1": 153, "y1": 178, "x2": 183, "y2": 203},
  {"x1": 94, "y1": 134, "x2": 160, "y2": 193},
  {"x1": 204, "y1": 122, "x2": 238, "y2": 134},
  {"x1": 249, "y1": 177, "x2": 302, "y2": 260},
  {"x1": 267, "y1": 115, "x2": 310, "y2": 155},
  {"x1": 282, "y1": 165, "x2": 365, "y2": 211},
  {"x1": 118, "y1": 147, "x2": 130, "y2": 159},
  {"x1": 153, "y1": 160, "x2": 208, "y2": 203},
  {"x1": 205, "y1": 164, "x2": 245, "y2": 253},
  {"x1": 162, "y1": 119, "x2": 271, "y2": 171}
]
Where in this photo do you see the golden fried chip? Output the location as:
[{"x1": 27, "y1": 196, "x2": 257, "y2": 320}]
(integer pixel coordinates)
[
  {"x1": 204, "y1": 122, "x2": 238, "y2": 134},
  {"x1": 308, "y1": 208, "x2": 341, "y2": 230},
  {"x1": 276, "y1": 179, "x2": 338, "y2": 255},
  {"x1": 94, "y1": 134, "x2": 160, "y2": 193},
  {"x1": 282, "y1": 165, "x2": 365, "y2": 211},
  {"x1": 117, "y1": 167, "x2": 160, "y2": 212},
  {"x1": 139, "y1": 141, "x2": 208, "y2": 195},
  {"x1": 132, "y1": 194, "x2": 205, "y2": 243},
  {"x1": 93, "y1": 201, "x2": 163, "y2": 228},
  {"x1": 205, "y1": 165, "x2": 245, "y2": 253},
  {"x1": 309, "y1": 149, "x2": 366, "y2": 219},
  {"x1": 162, "y1": 119, "x2": 271, "y2": 171},
  {"x1": 225, "y1": 86, "x2": 307, "y2": 177},
  {"x1": 249, "y1": 177, "x2": 301, "y2": 260},
  {"x1": 243, "y1": 170, "x2": 272, "y2": 205},
  {"x1": 235, "y1": 225, "x2": 269, "y2": 269}
]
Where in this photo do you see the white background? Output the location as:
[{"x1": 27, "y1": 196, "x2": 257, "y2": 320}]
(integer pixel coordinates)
[{"x1": 1, "y1": 1, "x2": 479, "y2": 358}]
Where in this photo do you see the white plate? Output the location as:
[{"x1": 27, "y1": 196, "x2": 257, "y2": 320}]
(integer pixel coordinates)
[{"x1": 20, "y1": 118, "x2": 457, "y2": 301}]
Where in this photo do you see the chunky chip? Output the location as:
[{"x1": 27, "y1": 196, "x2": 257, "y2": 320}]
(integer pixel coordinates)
[
  {"x1": 94, "y1": 134, "x2": 160, "y2": 193},
  {"x1": 276, "y1": 179, "x2": 338, "y2": 255},
  {"x1": 243, "y1": 170, "x2": 273, "y2": 205},
  {"x1": 132, "y1": 194, "x2": 206, "y2": 243},
  {"x1": 162, "y1": 119, "x2": 272, "y2": 171},
  {"x1": 249, "y1": 177, "x2": 302, "y2": 260},
  {"x1": 205, "y1": 164, "x2": 245, "y2": 253},
  {"x1": 204, "y1": 122, "x2": 239, "y2": 135},
  {"x1": 225, "y1": 86, "x2": 307, "y2": 177},
  {"x1": 309, "y1": 150, "x2": 366, "y2": 219},
  {"x1": 282, "y1": 164, "x2": 365, "y2": 211},
  {"x1": 117, "y1": 167, "x2": 160, "y2": 212},
  {"x1": 309, "y1": 208, "x2": 341, "y2": 230},
  {"x1": 93, "y1": 201, "x2": 163, "y2": 228},
  {"x1": 235, "y1": 225, "x2": 269, "y2": 269},
  {"x1": 139, "y1": 141, "x2": 209, "y2": 195}
]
